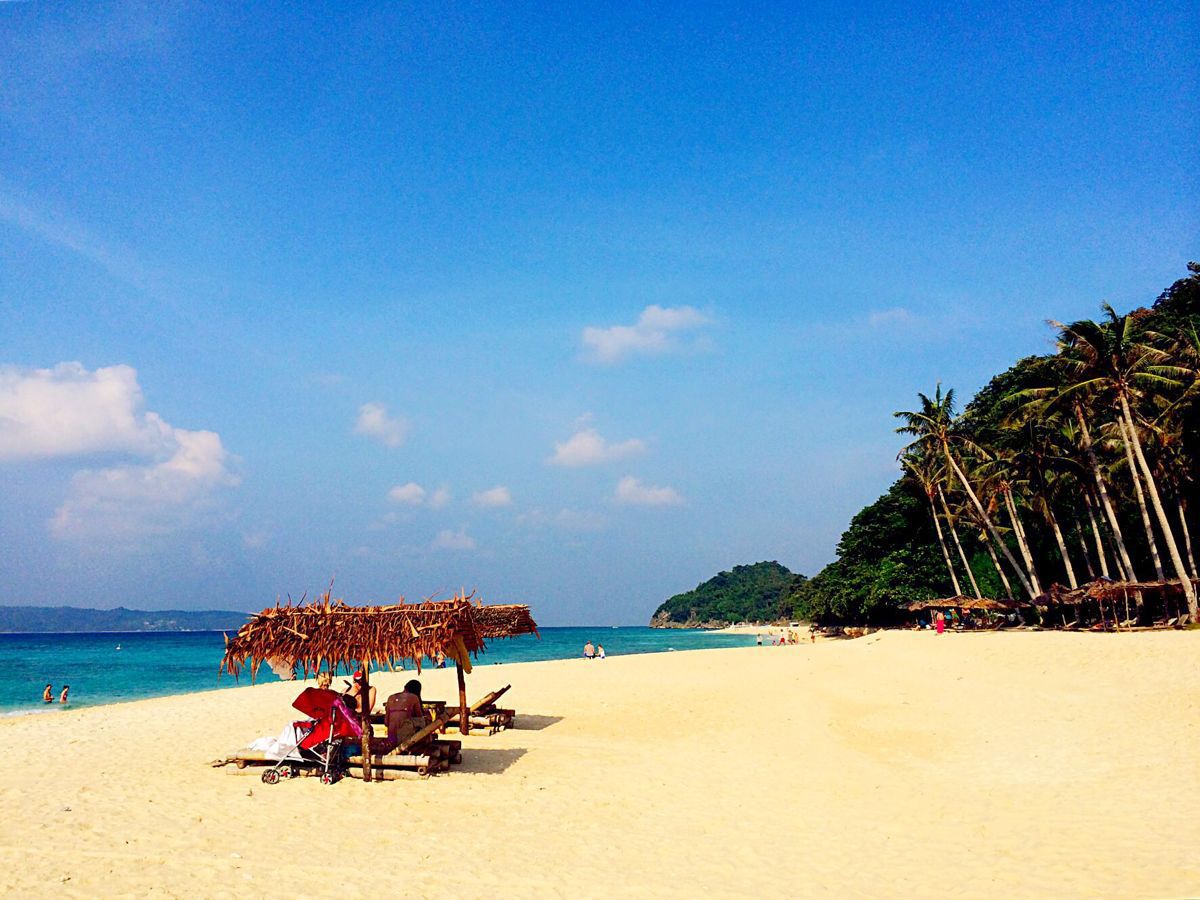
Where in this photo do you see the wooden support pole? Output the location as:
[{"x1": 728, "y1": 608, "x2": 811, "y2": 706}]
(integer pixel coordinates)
[
  {"x1": 361, "y1": 661, "x2": 373, "y2": 782},
  {"x1": 457, "y1": 661, "x2": 470, "y2": 736}
]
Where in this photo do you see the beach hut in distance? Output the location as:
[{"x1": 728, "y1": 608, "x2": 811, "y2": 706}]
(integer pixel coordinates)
[{"x1": 905, "y1": 596, "x2": 1025, "y2": 627}]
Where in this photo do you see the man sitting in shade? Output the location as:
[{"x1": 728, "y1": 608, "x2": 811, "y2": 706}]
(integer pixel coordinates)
[{"x1": 384, "y1": 679, "x2": 429, "y2": 748}]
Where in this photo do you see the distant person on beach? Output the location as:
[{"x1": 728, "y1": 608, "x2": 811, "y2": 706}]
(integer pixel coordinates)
[
  {"x1": 59, "y1": 685, "x2": 69, "y2": 704},
  {"x1": 43, "y1": 684, "x2": 53, "y2": 703},
  {"x1": 584, "y1": 641, "x2": 596, "y2": 660},
  {"x1": 315, "y1": 671, "x2": 332, "y2": 691},
  {"x1": 935, "y1": 611, "x2": 946, "y2": 635},
  {"x1": 436, "y1": 650, "x2": 447, "y2": 668},
  {"x1": 756, "y1": 634, "x2": 763, "y2": 646},
  {"x1": 597, "y1": 644, "x2": 606, "y2": 659}
]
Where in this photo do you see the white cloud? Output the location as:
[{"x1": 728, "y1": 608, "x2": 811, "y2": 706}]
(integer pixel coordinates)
[
  {"x1": 868, "y1": 307, "x2": 916, "y2": 327},
  {"x1": 52, "y1": 428, "x2": 239, "y2": 540},
  {"x1": 428, "y1": 486, "x2": 451, "y2": 509},
  {"x1": 472, "y1": 485, "x2": 512, "y2": 508},
  {"x1": 354, "y1": 402, "x2": 407, "y2": 448},
  {"x1": 581, "y1": 305, "x2": 711, "y2": 364},
  {"x1": 0, "y1": 362, "x2": 170, "y2": 460},
  {"x1": 388, "y1": 482, "x2": 426, "y2": 505},
  {"x1": 614, "y1": 475, "x2": 683, "y2": 507},
  {"x1": 0, "y1": 362, "x2": 239, "y2": 540},
  {"x1": 548, "y1": 427, "x2": 646, "y2": 467},
  {"x1": 432, "y1": 527, "x2": 476, "y2": 551}
]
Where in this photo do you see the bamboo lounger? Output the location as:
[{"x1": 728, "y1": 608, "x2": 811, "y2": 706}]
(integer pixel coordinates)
[
  {"x1": 347, "y1": 711, "x2": 459, "y2": 777},
  {"x1": 215, "y1": 713, "x2": 463, "y2": 778},
  {"x1": 444, "y1": 684, "x2": 515, "y2": 735}
]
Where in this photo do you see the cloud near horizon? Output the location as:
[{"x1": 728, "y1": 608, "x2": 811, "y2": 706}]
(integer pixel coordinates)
[
  {"x1": 354, "y1": 402, "x2": 407, "y2": 448},
  {"x1": 614, "y1": 475, "x2": 683, "y2": 506},
  {"x1": 431, "y1": 527, "x2": 475, "y2": 551},
  {"x1": 471, "y1": 485, "x2": 513, "y2": 508},
  {"x1": 548, "y1": 427, "x2": 646, "y2": 467},
  {"x1": 0, "y1": 362, "x2": 240, "y2": 541},
  {"x1": 387, "y1": 482, "x2": 426, "y2": 505},
  {"x1": 581, "y1": 304, "x2": 711, "y2": 364}
]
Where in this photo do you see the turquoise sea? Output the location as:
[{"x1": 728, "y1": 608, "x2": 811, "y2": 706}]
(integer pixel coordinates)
[{"x1": 0, "y1": 626, "x2": 756, "y2": 715}]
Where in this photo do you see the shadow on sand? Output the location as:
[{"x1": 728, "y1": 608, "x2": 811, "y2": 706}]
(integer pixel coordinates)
[
  {"x1": 510, "y1": 714, "x2": 563, "y2": 731},
  {"x1": 458, "y1": 747, "x2": 528, "y2": 774}
]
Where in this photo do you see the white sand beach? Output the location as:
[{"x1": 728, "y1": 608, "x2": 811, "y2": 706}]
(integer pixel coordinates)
[{"x1": 1, "y1": 631, "x2": 1197, "y2": 897}]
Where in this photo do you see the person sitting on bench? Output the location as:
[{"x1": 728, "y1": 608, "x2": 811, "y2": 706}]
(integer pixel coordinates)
[{"x1": 385, "y1": 679, "x2": 429, "y2": 747}]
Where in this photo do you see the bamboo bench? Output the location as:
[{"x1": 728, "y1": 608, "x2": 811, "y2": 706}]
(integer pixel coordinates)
[{"x1": 444, "y1": 685, "x2": 515, "y2": 735}]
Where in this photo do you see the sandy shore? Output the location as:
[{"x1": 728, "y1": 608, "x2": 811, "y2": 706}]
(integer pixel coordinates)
[{"x1": 1, "y1": 631, "x2": 1197, "y2": 897}]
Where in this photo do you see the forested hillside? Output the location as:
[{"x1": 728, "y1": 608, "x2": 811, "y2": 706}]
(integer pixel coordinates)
[
  {"x1": 784, "y1": 263, "x2": 1200, "y2": 624},
  {"x1": 650, "y1": 561, "x2": 797, "y2": 626}
]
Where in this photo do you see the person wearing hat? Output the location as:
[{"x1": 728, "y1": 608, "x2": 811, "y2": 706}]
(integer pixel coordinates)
[{"x1": 346, "y1": 668, "x2": 377, "y2": 715}]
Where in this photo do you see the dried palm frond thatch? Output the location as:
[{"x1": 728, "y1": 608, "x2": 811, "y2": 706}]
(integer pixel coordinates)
[
  {"x1": 220, "y1": 591, "x2": 485, "y2": 682},
  {"x1": 470, "y1": 603, "x2": 539, "y2": 640},
  {"x1": 906, "y1": 596, "x2": 1017, "y2": 612}
]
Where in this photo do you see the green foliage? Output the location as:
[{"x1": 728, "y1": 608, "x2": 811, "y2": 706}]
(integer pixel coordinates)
[
  {"x1": 784, "y1": 263, "x2": 1200, "y2": 624},
  {"x1": 783, "y1": 481, "x2": 949, "y2": 623},
  {"x1": 652, "y1": 561, "x2": 796, "y2": 624}
]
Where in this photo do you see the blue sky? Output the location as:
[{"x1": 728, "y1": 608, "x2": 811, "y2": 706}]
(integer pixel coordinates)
[{"x1": 0, "y1": 2, "x2": 1195, "y2": 624}]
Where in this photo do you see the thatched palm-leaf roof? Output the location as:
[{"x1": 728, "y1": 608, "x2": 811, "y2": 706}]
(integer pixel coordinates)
[
  {"x1": 470, "y1": 603, "x2": 539, "y2": 639},
  {"x1": 221, "y1": 595, "x2": 485, "y2": 681},
  {"x1": 906, "y1": 596, "x2": 1018, "y2": 612}
]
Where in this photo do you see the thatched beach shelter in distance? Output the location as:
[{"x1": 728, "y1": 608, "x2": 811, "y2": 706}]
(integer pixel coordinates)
[
  {"x1": 905, "y1": 596, "x2": 1014, "y2": 613},
  {"x1": 221, "y1": 592, "x2": 485, "y2": 782},
  {"x1": 1037, "y1": 577, "x2": 1200, "y2": 628}
]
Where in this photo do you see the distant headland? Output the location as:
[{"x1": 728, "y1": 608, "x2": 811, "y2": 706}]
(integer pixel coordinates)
[
  {"x1": 0, "y1": 606, "x2": 248, "y2": 633},
  {"x1": 649, "y1": 561, "x2": 797, "y2": 628}
]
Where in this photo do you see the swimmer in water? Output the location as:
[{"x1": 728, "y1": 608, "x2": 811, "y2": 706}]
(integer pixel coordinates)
[
  {"x1": 43, "y1": 683, "x2": 53, "y2": 703},
  {"x1": 59, "y1": 685, "x2": 69, "y2": 704}
]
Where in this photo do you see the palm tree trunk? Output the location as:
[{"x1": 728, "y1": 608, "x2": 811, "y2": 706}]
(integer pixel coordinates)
[
  {"x1": 1176, "y1": 497, "x2": 1199, "y2": 581},
  {"x1": 1118, "y1": 394, "x2": 1199, "y2": 620},
  {"x1": 1003, "y1": 487, "x2": 1043, "y2": 595},
  {"x1": 944, "y1": 449, "x2": 1037, "y2": 600},
  {"x1": 1075, "y1": 403, "x2": 1137, "y2": 581},
  {"x1": 1116, "y1": 415, "x2": 1165, "y2": 580},
  {"x1": 939, "y1": 486, "x2": 981, "y2": 598},
  {"x1": 927, "y1": 494, "x2": 962, "y2": 596},
  {"x1": 1082, "y1": 490, "x2": 1111, "y2": 580},
  {"x1": 1072, "y1": 510, "x2": 1096, "y2": 580},
  {"x1": 1046, "y1": 508, "x2": 1078, "y2": 589},
  {"x1": 983, "y1": 533, "x2": 1015, "y2": 601}
]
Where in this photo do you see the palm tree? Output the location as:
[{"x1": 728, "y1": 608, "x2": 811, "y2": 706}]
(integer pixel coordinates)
[
  {"x1": 1054, "y1": 305, "x2": 1197, "y2": 620},
  {"x1": 1107, "y1": 413, "x2": 1166, "y2": 580},
  {"x1": 895, "y1": 386, "x2": 1038, "y2": 600},
  {"x1": 901, "y1": 452, "x2": 962, "y2": 596},
  {"x1": 937, "y1": 484, "x2": 982, "y2": 597}
]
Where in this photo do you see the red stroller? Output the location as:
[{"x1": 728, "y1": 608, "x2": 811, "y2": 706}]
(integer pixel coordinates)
[{"x1": 260, "y1": 687, "x2": 362, "y2": 785}]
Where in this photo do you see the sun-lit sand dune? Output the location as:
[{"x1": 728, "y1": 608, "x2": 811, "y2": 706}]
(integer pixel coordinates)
[{"x1": 1, "y1": 631, "x2": 1197, "y2": 897}]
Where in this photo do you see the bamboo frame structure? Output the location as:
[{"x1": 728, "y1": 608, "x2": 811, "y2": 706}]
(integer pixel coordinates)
[
  {"x1": 220, "y1": 591, "x2": 540, "y2": 773},
  {"x1": 221, "y1": 591, "x2": 485, "y2": 782}
]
